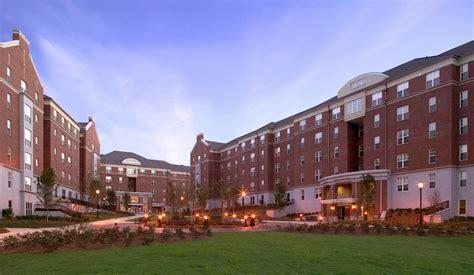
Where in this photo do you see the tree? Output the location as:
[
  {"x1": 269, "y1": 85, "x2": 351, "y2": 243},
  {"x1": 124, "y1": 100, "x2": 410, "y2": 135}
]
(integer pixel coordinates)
[
  {"x1": 195, "y1": 185, "x2": 208, "y2": 212},
  {"x1": 273, "y1": 179, "x2": 287, "y2": 209},
  {"x1": 123, "y1": 192, "x2": 131, "y2": 212},
  {"x1": 36, "y1": 168, "x2": 58, "y2": 222},
  {"x1": 222, "y1": 185, "x2": 238, "y2": 213},
  {"x1": 360, "y1": 174, "x2": 376, "y2": 215},
  {"x1": 88, "y1": 179, "x2": 102, "y2": 211},
  {"x1": 106, "y1": 189, "x2": 116, "y2": 211}
]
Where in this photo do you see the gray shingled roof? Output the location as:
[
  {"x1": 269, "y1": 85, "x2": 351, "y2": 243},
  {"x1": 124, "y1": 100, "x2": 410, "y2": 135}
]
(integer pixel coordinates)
[
  {"x1": 204, "y1": 40, "x2": 474, "y2": 151},
  {"x1": 101, "y1": 151, "x2": 189, "y2": 173},
  {"x1": 205, "y1": 140, "x2": 226, "y2": 150}
]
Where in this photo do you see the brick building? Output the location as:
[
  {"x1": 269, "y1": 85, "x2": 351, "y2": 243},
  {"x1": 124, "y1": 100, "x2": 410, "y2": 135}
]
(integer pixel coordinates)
[
  {"x1": 100, "y1": 151, "x2": 190, "y2": 213},
  {"x1": 79, "y1": 117, "x2": 100, "y2": 199},
  {"x1": 0, "y1": 30, "x2": 44, "y2": 216},
  {"x1": 190, "y1": 41, "x2": 474, "y2": 220},
  {"x1": 43, "y1": 95, "x2": 81, "y2": 200}
]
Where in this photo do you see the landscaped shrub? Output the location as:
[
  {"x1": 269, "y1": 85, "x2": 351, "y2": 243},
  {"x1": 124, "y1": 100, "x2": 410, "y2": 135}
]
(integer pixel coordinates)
[
  {"x1": 161, "y1": 229, "x2": 171, "y2": 241},
  {"x1": 2, "y1": 235, "x2": 20, "y2": 248},
  {"x1": 347, "y1": 223, "x2": 356, "y2": 234},
  {"x1": 374, "y1": 224, "x2": 382, "y2": 235},
  {"x1": 189, "y1": 226, "x2": 201, "y2": 239},
  {"x1": 142, "y1": 227, "x2": 155, "y2": 245},
  {"x1": 2, "y1": 208, "x2": 13, "y2": 219},
  {"x1": 122, "y1": 227, "x2": 136, "y2": 247},
  {"x1": 361, "y1": 223, "x2": 370, "y2": 234},
  {"x1": 205, "y1": 228, "x2": 212, "y2": 236},
  {"x1": 415, "y1": 226, "x2": 426, "y2": 236},
  {"x1": 175, "y1": 227, "x2": 185, "y2": 239},
  {"x1": 385, "y1": 224, "x2": 396, "y2": 235}
]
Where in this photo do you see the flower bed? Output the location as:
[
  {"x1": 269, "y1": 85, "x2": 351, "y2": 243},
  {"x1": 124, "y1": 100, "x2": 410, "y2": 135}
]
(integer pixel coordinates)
[{"x1": 0, "y1": 225, "x2": 212, "y2": 254}]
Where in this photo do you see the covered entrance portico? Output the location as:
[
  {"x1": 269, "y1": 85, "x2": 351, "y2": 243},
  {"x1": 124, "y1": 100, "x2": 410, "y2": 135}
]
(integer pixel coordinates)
[{"x1": 319, "y1": 170, "x2": 390, "y2": 222}]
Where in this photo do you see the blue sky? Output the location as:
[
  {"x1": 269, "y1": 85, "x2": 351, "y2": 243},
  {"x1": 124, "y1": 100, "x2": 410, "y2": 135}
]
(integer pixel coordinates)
[{"x1": 1, "y1": 0, "x2": 473, "y2": 165}]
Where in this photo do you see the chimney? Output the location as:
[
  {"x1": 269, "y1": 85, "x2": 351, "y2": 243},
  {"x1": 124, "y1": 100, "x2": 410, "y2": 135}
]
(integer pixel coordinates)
[
  {"x1": 88, "y1": 116, "x2": 93, "y2": 122},
  {"x1": 12, "y1": 29, "x2": 30, "y2": 45},
  {"x1": 197, "y1": 133, "x2": 204, "y2": 141}
]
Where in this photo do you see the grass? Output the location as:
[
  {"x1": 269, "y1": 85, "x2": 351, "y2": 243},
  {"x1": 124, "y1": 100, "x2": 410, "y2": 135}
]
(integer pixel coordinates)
[{"x1": 1, "y1": 232, "x2": 473, "y2": 273}]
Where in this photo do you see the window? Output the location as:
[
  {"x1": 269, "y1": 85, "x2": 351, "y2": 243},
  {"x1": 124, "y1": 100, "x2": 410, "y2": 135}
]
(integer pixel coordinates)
[
  {"x1": 333, "y1": 127, "x2": 339, "y2": 139},
  {"x1": 397, "y1": 177, "x2": 408, "y2": 191},
  {"x1": 7, "y1": 146, "x2": 12, "y2": 162},
  {"x1": 67, "y1": 156, "x2": 71, "y2": 165},
  {"x1": 274, "y1": 132, "x2": 280, "y2": 142},
  {"x1": 53, "y1": 109, "x2": 58, "y2": 121},
  {"x1": 24, "y1": 128, "x2": 31, "y2": 147},
  {"x1": 359, "y1": 125, "x2": 364, "y2": 137},
  {"x1": 346, "y1": 98, "x2": 363, "y2": 114},
  {"x1": 62, "y1": 189, "x2": 66, "y2": 199},
  {"x1": 67, "y1": 139, "x2": 71, "y2": 149},
  {"x1": 151, "y1": 170, "x2": 156, "y2": 176},
  {"x1": 300, "y1": 155, "x2": 305, "y2": 165},
  {"x1": 397, "y1": 82, "x2": 409, "y2": 98},
  {"x1": 24, "y1": 104, "x2": 32, "y2": 124},
  {"x1": 61, "y1": 134, "x2": 65, "y2": 146},
  {"x1": 286, "y1": 144, "x2": 291, "y2": 154},
  {"x1": 315, "y1": 113, "x2": 323, "y2": 126},
  {"x1": 397, "y1": 129, "x2": 409, "y2": 145},
  {"x1": 429, "y1": 97, "x2": 436, "y2": 113},
  {"x1": 61, "y1": 117, "x2": 65, "y2": 127},
  {"x1": 287, "y1": 128, "x2": 291, "y2": 137},
  {"x1": 250, "y1": 196, "x2": 255, "y2": 204},
  {"x1": 7, "y1": 172, "x2": 12, "y2": 187},
  {"x1": 35, "y1": 92, "x2": 39, "y2": 103},
  {"x1": 334, "y1": 146, "x2": 339, "y2": 158},
  {"x1": 300, "y1": 137, "x2": 305, "y2": 148},
  {"x1": 429, "y1": 148, "x2": 437, "y2": 164},
  {"x1": 261, "y1": 165, "x2": 264, "y2": 174},
  {"x1": 370, "y1": 115, "x2": 379, "y2": 131},
  {"x1": 6, "y1": 119, "x2": 12, "y2": 136},
  {"x1": 24, "y1": 153, "x2": 32, "y2": 170},
  {"x1": 26, "y1": 202, "x2": 32, "y2": 216},
  {"x1": 315, "y1": 132, "x2": 322, "y2": 144},
  {"x1": 24, "y1": 177, "x2": 32, "y2": 192},
  {"x1": 371, "y1": 91, "x2": 382, "y2": 107},
  {"x1": 299, "y1": 120, "x2": 306, "y2": 131},
  {"x1": 241, "y1": 142, "x2": 246, "y2": 151},
  {"x1": 459, "y1": 200, "x2": 466, "y2": 215},
  {"x1": 53, "y1": 148, "x2": 57, "y2": 155},
  {"x1": 460, "y1": 63, "x2": 468, "y2": 81},
  {"x1": 374, "y1": 158, "x2": 381, "y2": 170},
  {"x1": 301, "y1": 190, "x2": 305, "y2": 200},
  {"x1": 6, "y1": 93, "x2": 11, "y2": 110},
  {"x1": 429, "y1": 173, "x2": 436, "y2": 189},
  {"x1": 459, "y1": 171, "x2": 467, "y2": 187},
  {"x1": 397, "y1": 153, "x2": 409, "y2": 168},
  {"x1": 374, "y1": 136, "x2": 381, "y2": 150},
  {"x1": 315, "y1": 188, "x2": 322, "y2": 199},
  {"x1": 6, "y1": 67, "x2": 11, "y2": 83},
  {"x1": 250, "y1": 138, "x2": 255, "y2": 148},
  {"x1": 286, "y1": 177, "x2": 290, "y2": 186},
  {"x1": 274, "y1": 163, "x2": 280, "y2": 173},
  {"x1": 459, "y1": 144, "x2": 468, "y2": 160},
  {"x1": 426, "y1": 70, "x2": 440, "y2": 88},
  {"x1": 261, "y1": 149, "x2": 264, "y2": 156},
  {"x1": 250, "y1": 167, "x2": 255, "y2": 177},
  {"x1": 460, "y1": 117, "x2": 468, "y2": 134},
  {"x1": 315, "y1": 151, "x2": 322, "y2": 162},
  {"x1": 118, "y1": 168, "x2": 124, "y2": 174},
  {"x1": 61, "y1": 153, "x2": 65, "y2": 164},
  {"x1": 250, "y1": 153, "x2": 255, "y2": 162},
  {"x1": 286, "y1": 160, "x2": 290, "y2": 171},
  {"x1": 332, "y1": 107, "x2": 341, "y2": 120},
  {"x1": 21, "y1": 80, "x2": 27, "y2": 93},
  {"x1": 334, "y1": 166, "x2": 339, "y2": 174},
  {"x1": 106, "y1": 176, "x2": 112, "y2": 183},
  {"x1": 397, "y1": 105, "x2": 409, "y2": 121},
  {"x1": 429, "y1": 122, "x2": 437, "y2": 138},
  {"x1": 460, "y1": 90, "x2": 468, "y2": 107},
  {"x1": 315, "y1": 170, "x2": 323, "y2": 181},
  {"x1": 359, "y1": 145, "x2": 364, "y2": 157},
  {"x1": 300, "y1": 173, "x2": 305, "y2": 183}
]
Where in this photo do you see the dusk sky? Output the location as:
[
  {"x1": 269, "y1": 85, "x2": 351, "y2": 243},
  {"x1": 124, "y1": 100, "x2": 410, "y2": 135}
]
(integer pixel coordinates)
[{"x1": 1, "y1": 0, "x2": 472, "y2": 165}]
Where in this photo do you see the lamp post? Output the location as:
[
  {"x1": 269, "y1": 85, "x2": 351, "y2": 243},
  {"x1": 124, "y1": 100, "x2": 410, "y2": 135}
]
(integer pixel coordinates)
[
  {"x1": 241, "y1": 191, "x2": 246, "y2": 216},
  {"x1": 418, "y1": 181, "x2": 424, "y2": 225},
  {"x1": 95, "y1": 189, "x2": 100, "y2": 219}
]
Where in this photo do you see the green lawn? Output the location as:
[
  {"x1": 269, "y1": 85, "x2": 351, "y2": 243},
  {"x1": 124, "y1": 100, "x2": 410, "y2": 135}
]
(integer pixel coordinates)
[{"x1": 0, "y1": 232, "x2": 473, "y2": 274}]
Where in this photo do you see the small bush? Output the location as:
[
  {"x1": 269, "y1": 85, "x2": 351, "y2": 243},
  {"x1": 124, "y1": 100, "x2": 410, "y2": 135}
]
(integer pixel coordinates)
[
  {"x1": 347, "y1": 224, "x2": 356, "y2": 234},
  {"x1": 374, "y1": 224, "x2": 382, "y2": 235},
  {"x1": 122, "y1": 227, "x2": 136, "y2": 247},
  {"x1": 175, "y1": 228, "x2": 185, "y2": 240},
  {"x1": 189, "y1": 226, "x2": 201, "y2": 239},
  {"x1": 161, "y1": 229, "x2": 171, "y2": 241},
  {"x1": 142, "y1": 227, "x2": 155, "y2": 245},
  {"x1": 2, "y1": 208, "x2": 14, "y2": 219},
  {"x1": 361, "y1": 223, "x2": 370, "y2": 234},
  {"x1": 2, "y1": 235, "x2": 20, "y2": 248}
]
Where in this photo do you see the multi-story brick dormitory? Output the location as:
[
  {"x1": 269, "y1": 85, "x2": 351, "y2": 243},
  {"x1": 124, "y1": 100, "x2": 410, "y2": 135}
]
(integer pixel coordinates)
[
  {"x1": 100, "y1": 151, "x2": 190, "y2": 213},
  {"x1": 1, "y1": 29, "x2": 101, "y2": 217},
  {"x1": 190, "y1": 41, "x2": 474, "y2": 221}
]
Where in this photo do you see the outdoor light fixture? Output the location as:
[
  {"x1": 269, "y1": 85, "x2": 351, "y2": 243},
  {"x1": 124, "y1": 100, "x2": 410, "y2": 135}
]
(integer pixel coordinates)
[
  {"x1": 114, "y1": 218, "x2": 118, "y2": 227},
  {"x1": 330, "y1": 206, "x2": 335, "y2": 210},
  {"x1": 158, "y1": 215, "x2": 162, "y2": 227},
  {"x1": 224, "y1": 212, "x2": 228, "y2": 217},
  {"x1": 232, "y1": 214, "x2": 236, "y2": 218},
  {"x1": 95, "y1": 189, "x2": 100, "y2": 219},
  {"x1": 195, "y1": 213, "x2": 199, "y2": 217},
  {"x1": 418, "y1": 181, "x2": 424, "y2": 225},
  {"x1": 95, "y1": 189, "x2": 100, "y2": 195},
  {"x1": 180, "y1": 196, "x2": 184, "y2": 201},
  {"x1": 251, "y1": 214, "x2": 255, "y2": 218},
  {"x1": 351, "y1": 204, "x2": 356, "y2": 209}
]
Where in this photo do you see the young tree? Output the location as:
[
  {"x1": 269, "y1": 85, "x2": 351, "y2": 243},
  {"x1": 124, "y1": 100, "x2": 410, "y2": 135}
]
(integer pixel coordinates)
[
  {"x1": 123, "y1": 192, "x2": 131, "y2": 212},
  {"x1": 222, "y1": 185, "x2": 238, "y2": 213},
  {"x1": 36, "y1": 168, "x2": 58, "y2": 222},
  {"x1": 360, "y1": 174, "x2": 376, "y2": 215},
  {"x1": 88, "y1": 179, "x2": 102, "y2": 211},
  {"x1": 166, "y1": 180, "x2": 180, "y2": 221},
  {"x1": 274, "y1": 179, "x2": 287, "y2": 209},
  {"x1": 195, "y1": 185, "x2": 208, "y2": 212},
  {"x1": 106, "y1": 189, "x2": 116, "y2": 211}
]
